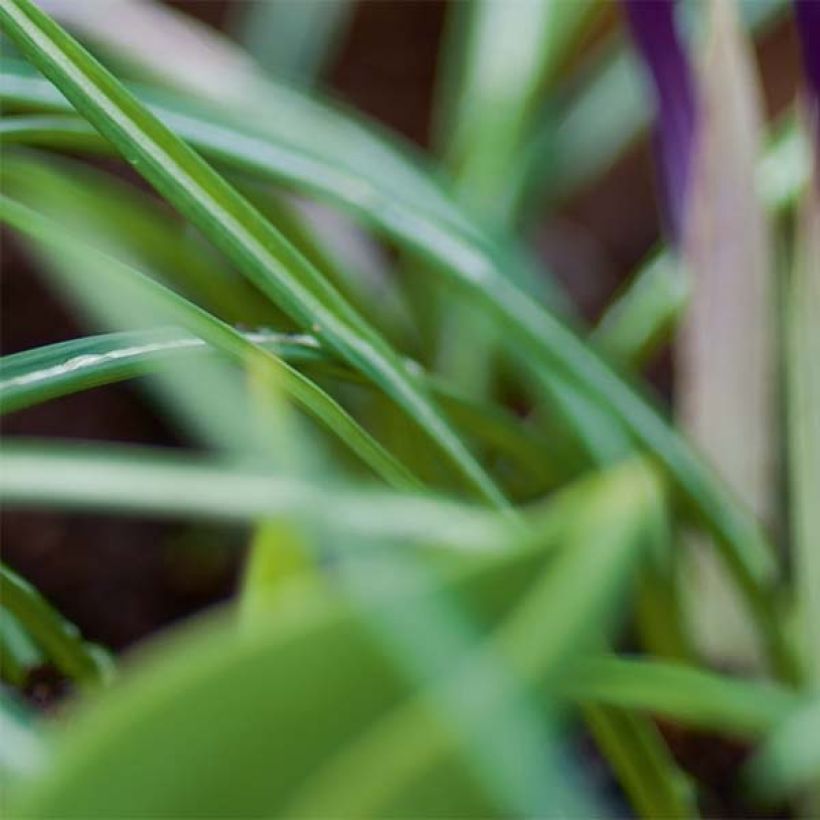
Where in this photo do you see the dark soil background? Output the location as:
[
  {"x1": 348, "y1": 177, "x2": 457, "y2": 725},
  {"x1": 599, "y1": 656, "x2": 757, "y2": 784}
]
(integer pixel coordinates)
[{"x1": 0, "y1": 3, "x2": 802, "y2": 815}]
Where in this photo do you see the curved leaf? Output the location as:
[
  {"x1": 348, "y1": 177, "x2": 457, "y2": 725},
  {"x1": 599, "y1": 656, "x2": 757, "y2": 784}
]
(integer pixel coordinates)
[
  {"x1": 1, "y1": 194, "x2": 419, "y2": 491},
  {"x1": 0, "y1": 329, "x2": 562, "y2": 495},
  {"x1": 0, "y1": 4, "x2": 506, "y2": 508}
]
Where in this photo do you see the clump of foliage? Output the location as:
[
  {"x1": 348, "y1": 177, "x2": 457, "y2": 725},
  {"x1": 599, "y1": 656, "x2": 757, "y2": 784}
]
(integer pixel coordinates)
[{"x1": 0, "y1": 0, "x2": 818, "y2": 816}]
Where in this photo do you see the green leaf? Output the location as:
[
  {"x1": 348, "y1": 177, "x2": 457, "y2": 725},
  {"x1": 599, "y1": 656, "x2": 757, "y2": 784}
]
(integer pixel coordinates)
[
  {"x1": 2, "y1": 149, "x2": 271, "y2": 324},
  {"x1": 744, "y1": 695, "x2": 820, "y2": 801},
  {"x1": 285, "y1": 460, "x2": 662, "y2": 817},
  {"x1": 0, "y1": 689, "x2": 48, "y2": 789},
  {"x1": 4, "y1": 465, "x2": 618, "y2": 819},
  {"x1": 433, "y1": 0, "x2": 593, "y2": 397},
  {"x1": 0, "y1": 1, "x2": 506, "y2": 508},
  {"x1": 0, "y1": 66, "x2": 768, "y2": 569},
  {"x1": 0, "y1": 441, "x2": 511, "y2": 549},
  {"x1": 0, "y1": 328, "x2": 325, "y2": 416},
  {"x1": 0, "y1": 564, "x2": 111, "y2": 686},
  {"x1": 593, "y1": 250, "x2": 689, "y2": 369},
  {"x1": 230, "y1": 0, "x2": 352, "y2": 86},
  {"x1": 562, "y1": 656, "x2": 801, "y2": 737},
  {"x1": 0, "y1": 608, "x2": 44, "y2": 686},
  {"x1": 0, "y1": 328, "x2": 563, "y2": 497},
  {"x1": 0, "y1": 193, "x2": 420, "y2": 491},
  {"x1": 582, "y1": 705, "x2": 696, "y2": 819},
  {"x1": 789, "y1": 112, "x2": 820, "y2": 686}
]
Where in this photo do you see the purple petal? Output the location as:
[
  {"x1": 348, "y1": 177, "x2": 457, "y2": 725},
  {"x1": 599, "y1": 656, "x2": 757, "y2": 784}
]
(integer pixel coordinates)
[
  {"x1": 621, "y1": 0, "x2": 697, "y2": 241},
  {"x1": 794, "y1": 1, "x2": 820, "y2": 108}
]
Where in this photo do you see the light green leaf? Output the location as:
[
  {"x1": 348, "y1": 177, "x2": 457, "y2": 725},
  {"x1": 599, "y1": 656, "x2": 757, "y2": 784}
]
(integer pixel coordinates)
[
  {"x1": 230, "y1": 0, "x2": 352, "y2": 86},
  {"x1": 744, "y1": 695, "x2": 820, "y2": 801},
  {"x1": 4, "y1": 465, "x2": 624, "y2": 819},
  {"x1": 563, "y1": 656, "x2": 801, "y2": 737},
  {"x1": 0, "y1": 442, "x2": 511, "y2": 549},
  {"x1": 286, "y1": 460, "x2": 662, "y2": 817},
  {"x1": 789, "y1": 111, "x2": 820, "y2": 685}
]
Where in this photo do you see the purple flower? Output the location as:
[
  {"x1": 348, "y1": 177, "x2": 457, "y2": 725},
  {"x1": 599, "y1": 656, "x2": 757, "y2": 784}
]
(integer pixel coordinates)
[
  {"x1": 621, "y1": 0, "x2": 697, "y2": 241},
  {"x1": 794, "y1": 0, "x2": 820, "y2": 109}
]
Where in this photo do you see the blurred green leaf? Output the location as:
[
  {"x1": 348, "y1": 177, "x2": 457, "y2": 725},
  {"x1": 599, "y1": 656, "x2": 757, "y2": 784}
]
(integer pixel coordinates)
[
  {"x1": 2, "y1": 150, "x2": 270, "y2": 324},
  {"x1": 788, "y1": 112, "x2": 820, "y2": 686},
  {"x1": 0, "y1": 689, "x2": 48, "y2": 790},
  {"x1": 0, "y1": 608, "x2": 44, "y2": 686},
  {"x1": 0, "y1": 441, "x2": 511, "y2": 549},
  {"x1": 564, "y1": 656, "x2": 801, "y2": 736},
  {"x1": 1, "y1": 194, "x2": 420, "y2": 491},
  {"x1": 582, "y1": 705, "x2": 695, "y2": 819},
  {"x1": 286, "y1": 460, "x2": 664, "y2": 816},
  {"x1": 745, "y1": 695, "x2": 820, "y2": 801},
  {"x1": 5, "y1": 462, "x2": 654, "y2": 818},
  {"x1": 230, "y1": 0, "x2": 352, "y2": 86},
  {"x1": 0, "y1": 564, "x2": 111, "y2": 686}
]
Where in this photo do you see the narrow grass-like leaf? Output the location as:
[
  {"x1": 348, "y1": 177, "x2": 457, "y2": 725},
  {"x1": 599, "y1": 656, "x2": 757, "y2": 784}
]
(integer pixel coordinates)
[
  {"x1": 0, "y1": 1, "x2": 505, "y2": 508},
  {"x1": 593, "y1": 250, "x2": 689, "y2": 368},
  {"x1": 15, "y1": 2, "x2": 474, "y2": 237},
  {"x1": 0, "y1": 329, "x2": 562, "y2": 496},
  {"x1": 563, "y1": 656, "x2": 802, "y2": 736},
  {"x1": 789, "y1": 110, "x2": 820, "y2": 685},
  {"x1": 439, "y1": 0, "x2": 572, "y2": 219},
  {"x1": 498, "y1": 459, "x2": 693, "y2": 820},
  {"x1": 0, "y1": 442, "x2": 511, "y2": 549},
  {"x1": 0, "y1": 329, "x2": 326, "y2": 415},
  {"x1": 0, "y1": 107, "x2": 787, "y2": 671},
  {"x1": 1, "y1": 194, "x2": 420, "y2": 491},
  {"x1": 434, "y1": 0, "x2": 593, "y2": 397},
  {"x1": 2, "y1": 149, "x2": 270, "y2": 324},
  {"x1": 0, "y1": 564, "x2": 111, "y2": 686},
  {"x1": 582, "y1": 704, "x2": 695, "y2": 819},
  {"x1": 3, "y1": 105, "x2": 804, "y2": 380},
  {"x1": 0, "y1": 67, "x2": 768, "y2": 560}
]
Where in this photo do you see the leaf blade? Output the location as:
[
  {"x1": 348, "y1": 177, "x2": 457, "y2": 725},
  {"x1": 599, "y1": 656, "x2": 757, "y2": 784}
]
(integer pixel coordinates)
[{"x1": 0, "y1": 0, "x2": 506, "y2": 508}]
